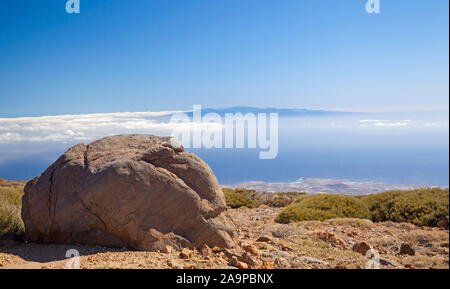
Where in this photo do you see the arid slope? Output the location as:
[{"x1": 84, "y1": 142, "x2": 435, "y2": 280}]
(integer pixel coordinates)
[{"x1": 1, "y1": 206, "x2": 448, "y2": 269}]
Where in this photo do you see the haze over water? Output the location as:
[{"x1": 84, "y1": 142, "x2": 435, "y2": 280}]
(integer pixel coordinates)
[
  {"x1": 194, "y1": 110, "x2": 449, "y2": 187},
  {"x1": 1, "y1": 109, "x2": 448, "y2": 187}
]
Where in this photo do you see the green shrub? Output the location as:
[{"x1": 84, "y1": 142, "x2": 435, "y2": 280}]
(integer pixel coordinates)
[
  {"x1": 275, "y1": 194, "x2": 370, "y2": 224},
  {"x1": 222, "y1": 187, "x2": 305, "y2": 208},
  {"x1": 224, "y1": 191, "x2": 257, "y2": 208},
  {"x1": 0, "y1": 186, "x2": 25, "y2": 236},
  {"x1": 256, "y1": 191, "x2": 307, "y2": 207},
  {"x1": 360, "y1": 188, "x2": 449, "y2": 227}
]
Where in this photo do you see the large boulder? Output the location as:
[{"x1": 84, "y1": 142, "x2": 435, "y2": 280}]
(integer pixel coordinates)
[{"x1": 22, "y1": 134, "x2": 236, "y2": 250}]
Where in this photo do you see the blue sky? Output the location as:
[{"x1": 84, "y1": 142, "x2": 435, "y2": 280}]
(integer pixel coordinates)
[
  {"x1": 0, "y1": 0, "x2": 449, "y2": 117},
  {"x1": 0, "y1": 1, "x2": 448, "y2": 185}
]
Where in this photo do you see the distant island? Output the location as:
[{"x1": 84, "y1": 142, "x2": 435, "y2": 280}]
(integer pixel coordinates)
[{"x1": 184, "y1": 106, "x2": 358, "y2": 118}]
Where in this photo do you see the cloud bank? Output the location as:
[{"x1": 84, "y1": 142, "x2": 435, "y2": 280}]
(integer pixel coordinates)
[
  {"x1": 0, "y1": 110, "x2": 220, "y2": 144},
  {"x1": 0, "y1": 110, "x2": 447, "y2": 145}
]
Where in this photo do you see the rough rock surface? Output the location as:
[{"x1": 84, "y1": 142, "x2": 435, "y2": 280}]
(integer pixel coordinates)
[{"x1": 22, "y1": 134, "x2": 236, "y2": 251}]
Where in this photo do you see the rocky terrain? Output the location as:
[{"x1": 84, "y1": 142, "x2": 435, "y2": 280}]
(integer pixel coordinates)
[{"x1": 1, "y1": 206, "x2": 448, "y2": 269}]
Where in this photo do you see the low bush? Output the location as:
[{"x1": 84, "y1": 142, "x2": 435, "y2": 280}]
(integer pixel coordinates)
[
  {"x1": 224, "y1": 190, "x2": 257, "y2": 208},
  {"x1": 254, "y1": 191, "x2": 307, "y2": 207},
  {"x1": 275, "y1": 188, "x2": 449, "y2": 227},
  {"x1": 222, "y1": 187, "x2": 305, "y2": 208},
  {"x1": 275, "y1": 194, "x2": 370, "y2": 224},
  {"x1": 0, "y1": 186, "x2": 25, "y2": 236},
  {"x1": 360, "y1": 188, "x2": 449, "y2": 227}
]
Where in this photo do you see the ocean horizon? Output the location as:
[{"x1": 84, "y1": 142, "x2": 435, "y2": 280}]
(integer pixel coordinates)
[{"x1": 1, "y1": 109, "x2": 448, "y2": 188}]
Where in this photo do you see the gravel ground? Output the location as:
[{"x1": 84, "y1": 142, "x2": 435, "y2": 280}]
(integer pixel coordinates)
[{"x1": 0, "y1": 206, "x2": 448, "y2": 269}]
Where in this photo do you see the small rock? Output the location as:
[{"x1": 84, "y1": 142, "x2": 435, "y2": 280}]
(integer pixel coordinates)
[
  {"x1": 274, "y1": 257, "x2": 290, "y2": 269},
  {"x1": 218, "y1": 252, "x2": 226, "y2": 259},
  {"x1": 200, "y1": 244, "x2": 213, "y2": 259},
  {"x1": 260, "y1": 261, "x2": 277, "y2": 269},
  {"x1": 281, "y1": 246, "x2": 293, "y2": 252},
  {"x1": 256, "y1": 234, "x2": 272, "y2": 242},
  {"x1": 399, "y1": 243, "x2": 415, "y2": 256},
  {"x1": 223, "y1": 248, "x2": 242, "y2": 260},
  {"x1": 223, "y1": 248, "x2": 257, "y2": 267},
  {"x1": 212, "y1": 246, "x2": 221, "y2": 253},
  {"x1": 229, "y1": 256, "x2": 248, "y2": 269},
  {"x1": 379, "y1": 258, "x2": 398, "y2": 267},
  {"x1": 183, "y1": 264, "x2": 195, "y2": 269},
  {"x1": 316, "y1": 231, "x2": 345, "y2": 247},
  {"x1": 242, "y1": 244, "x2": 260, "y2": 257},
  {"x1": 228, "y1": 256, "x2": 238, "y2": 266},
  {"x1": 352, "y1": 241, "x2": 371, "y2": 255},
  {"x1": 334, "y1": 265, "x2": 346, "y2": 269},
  {"x1": 167, "y1": 259, "x2": 183, "y2": 269},
  {"x1": 179, "y1": 248, "x2": 192, "y2": 259},
  {"x1": 241, "y1": 252, "x2": 257, "y2": 267},
  {"x1": 237, "y1": 262, "x2": 248, "y2": 269},
  {"x1": 160, "y1": 245, "x2": 174, "y2": 254}
]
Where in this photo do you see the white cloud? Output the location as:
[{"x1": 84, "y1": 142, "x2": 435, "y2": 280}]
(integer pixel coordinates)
[
  {"x1": 359, "y1": 119, "x2": 390, "y2": 123},
  {"x1": 359, "y1": 119, "x2": 411, "y2": 127},
  {"x1": 0, "y1": 110, "x2": 220, "y2": 144}
]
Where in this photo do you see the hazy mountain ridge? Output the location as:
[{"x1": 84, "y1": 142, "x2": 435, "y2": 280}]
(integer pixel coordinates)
[{"x1": 184, "y1": 106, "x2": 358, "y2": 117}]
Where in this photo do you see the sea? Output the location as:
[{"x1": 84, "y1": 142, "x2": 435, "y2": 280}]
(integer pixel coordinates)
[{"x1": 0, "y1": 109, "x2": 448, "y2": 187}]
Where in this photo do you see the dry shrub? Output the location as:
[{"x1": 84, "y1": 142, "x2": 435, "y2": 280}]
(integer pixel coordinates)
[
  {"x1": 361, "y1": 188, "x2": 449, "y2": 227},
  {"x1": 275, "y1": 194, "x2": 370, "y2": 224},
  {"x1": 0, "y1": 186, "x2": 25, "y2": 236}
]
